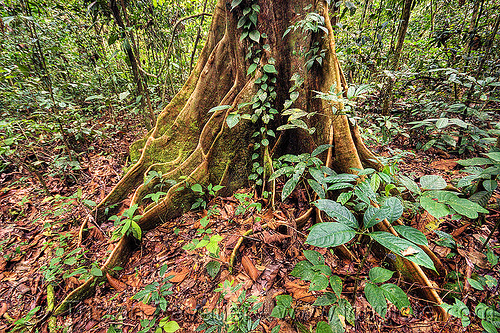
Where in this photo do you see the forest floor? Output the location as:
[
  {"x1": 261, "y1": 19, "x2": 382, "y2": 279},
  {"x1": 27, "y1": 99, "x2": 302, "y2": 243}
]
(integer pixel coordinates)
[{"x1": 0, "y1": 112, "x2": 499, "y2": 333}]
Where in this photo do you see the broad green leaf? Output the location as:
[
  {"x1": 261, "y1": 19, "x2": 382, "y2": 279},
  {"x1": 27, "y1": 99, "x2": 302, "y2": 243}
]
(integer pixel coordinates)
[
  {"x1": 90, "y1": 266, "x2": 103, "y2": 277},
  {"x1": 249, "y1": 30, "x2": 260, "y2": 42},
  {"x1": 392, "y1": 225, "x2": 428, "y2": 246},
  {"x1": 420, "y1": 196, "x2": 450, "y2": 218},
  {"x1": 383, "y1": 197, "x2": 404, "y2": 223},
  {"x1": 467, "y1": 278, "x2": 484, "y2": 290},
  {"x1": 448, "y1": 197, "x2": 489, "y2": 219},
  {"x1": 282, "y1": 177, "x2": 299, "y2": 200},
  {"x1": 306, "y1": 222, "x2": 356, "y2": 248},
  {"x1": 263, "y1": 64, "x2": 277, "y2": 74},
  {"x1": 290, "y1": 261, "x2": 314, "y2": 280},
  {"x1": 231, "y1": 0, "x2": 243, "y2": 8},
  {"x1": 247, "y1": 63, "x2": 258, "y2": 76},
  {"x1": 483, "y1": 180, "x2": 498, "y2": 192},
  {"x1": 330, "y1": 275, "x2": 342, "y2": 297},
  {"x1": 206, "y1": 260, "x2": 221, "y2": 279},
  {"x1": 369, "y1": 267, "x2": 394, "y2": 283},
  {"x1": 308, "y1": 179, "x2": 325, "y2": 199},
  {"x1": 276, "y1": 294, "x2": 293, "y2": 308},
  {"x1": 441, "y1": 299, "x2": 470, "y2": 327},
  {"x1": 316, "y1": 321, "x2": 334, "y2": 333},
  {"x1": 363, "y1": 206, "x2": 390, "y2": 229},
  {"x1": 399, "y1": 175, "x2": 421, "y2": 194},
  {"x1": 162, "y1": 321, "x2": 180, "y2": 332},
  {"x1": 130, "y1": 221, "x2": 142, "y2": 240},
  {"x1": 311, "y1": 144, "x2": 333, "y2": 157},
  {"x1": 420, "y1": 175, "x2": 447, "y2": 190},
  {"x1": 270, "y1": 305, "x2": 287, "y2": 318},
  {"x1": 303, "y1": 250, "x2": 325, "y2": 266},
  {"x1": 310, "y1": 273, "x2": 329, "y2": 291},
  {"x1": 380, "y1": 283, "x2": 412, "y2": 315},
  {"x1": 313, "y1": 292, "x2": 337, "y2": 306},
  {"x1": 314, "y1": 199, "x2": 358, "y2": 228},
  {"x1": 226, "y1": 113, "x2": 240, "y2": 129},
  {"x1": 369, "y1": 232, "x2": 435, "y2": 270},
  {"x1": 481, "y1": 320, "x2": 498, "y2": 333},
  {"x1": 457, "y1": 157, "x2": 492, "y2": 166},
  {"x1": 365, "y1": 283, "x2": 387, "y2": 317},
  {"x1": 486, "y1": 152, "x2": 500, "y2": 161}
]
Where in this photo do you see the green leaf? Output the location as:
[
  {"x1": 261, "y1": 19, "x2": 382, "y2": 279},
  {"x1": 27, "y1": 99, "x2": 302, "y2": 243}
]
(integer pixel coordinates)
[
  {"x1": 457, "y1": 157, "x2": 492, "y2": 166},
  {"x1": 306, "y1": 222, "x2": 356, "y2": 248},
  {"x1": 392, "y1": 225, "x2": 428, "y2": 246},
  {"x1": 467, "y1": 278, "x2": 484, "y2": 290},
  {"x1": 206, "y1": 260, "x2": 221, "y2": 279},
  {"x1": 308, "y1": 179, "x2": 325, "y2": 199},
  {"x1": 420, "y1": 196, "x2": 450, "y2": 218},
  {"x1": 382, "y1": 197, "x2": 404, "y2": 223},
  {"x1": 380, "y1": 283, "x2": 412, "y2": 315},
  {"x1": 399, "y1": 175, "x2": 421, "y2": 194},
  {"x1": 247, "y1": 63, "x2": 258, "y2": 76},
  {"x1": 313, "y1": 292, "x2": 337, "y2": 306},
  {"x1": 249, "y1": 30, "x2": 261, "y2": 42},
  {"x1": 447, "y1": 197, "x2": 489, "y2": 219},
  {"x1": 365, "y1": 283, "x2": 387, "y2": 317},
  {"x1": 263, "y1": 64, "x2": 277, "y2": 74},
  {"x1": 276, "y1": 294, "x2": 293, "y2": 308},
  {"x1": 310, "y1": 273, "x2": 329, "y2": 291},
  {"x1": 316, "y1": 321, "x2": 334, "y2": 333},
  {"x1": 420, "y1": 175, "x2": 447, "y2": 190},
  {"x1": 314, "y1": 199, "x2": 358, "y2": 228},
  {"x1": 162, "y1": 321, "x2": 181, "y2": 332},
  {"x1": 208, "y1": 105, "x2": 231, "y2": 113},
  {"x1": 90, "y1": 266, "x2": 103, "y2": 277},
  {"x1": 290, "y1": 261, "x2": 314, "y2": 281},
  {"x1": 231, "y1": 0, "x2": 243, "y2": 9},
  {"x1": 226, "y1": 113, "x2": 240, "y2": 129},
  {"x1": 282, "y1": 177, "x2": 299, "y2": 200},
  {"x1": 436, "y1": 118, "x2": 449, "y2": 129},
  {"x1": 130, "y1": 221, "x2": 142, "y2": 240},
  {"x1": 486, "y1": 152, "x2": 500, "y2": 161},
  {"x1": 363, "y1": 206, "x2": 390, "y2": 229},
  {"x1": 330, "y1": 275, "x2": 342, "y2": 297},
  {"x1": 369, "y1": 267, "x2": 394, "y2": 283},
  {"x1": 311, "y1": 144, "x2": 333, "y2": 157},
  {"x1": 481, "y1": 320, "x2": 498, "y2": 333},
  {"x1": 441, "y1": 299, "x2": 470, "y2": 327},
  {"x1": 369, "y1": 232, "x2": 435, "y2": 270},
  {"x1": 303, "y1": 250, "x2": 325, "y2": 266},
  {"x1": 483, "y1": 180, "x2": 498, "y2": 192}
]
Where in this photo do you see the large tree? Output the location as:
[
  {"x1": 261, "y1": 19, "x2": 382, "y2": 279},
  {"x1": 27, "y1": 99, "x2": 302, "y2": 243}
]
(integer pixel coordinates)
[{"x1": 54, "y1": 0, "x2": 446, "y2": 320}]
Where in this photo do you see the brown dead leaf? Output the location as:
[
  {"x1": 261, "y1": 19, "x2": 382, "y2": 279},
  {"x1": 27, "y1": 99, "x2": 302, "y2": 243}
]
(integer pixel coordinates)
[
  {"x1": 136, "y1": 302, "x2": 156, "y2": 316},
  {"x1": 241, "y1": 256, "x2": 261, "y2": 281},
  {"x1": 457, "y1": 248, "x2": 489, "y2": 269},
  {"x1": 168, "y1": 266, "x2": 190, "y2": 283},
  {"x1": 284, "y1": 280, "x2": 316, "y2": 303},
  {"x1": 0, "y1": 302, "x2": 7, "y2": 317},
  {"x1": 106, "y1": 272, "x2": 127, "y2": 291},
  {"x1": 184, "y1": 297, "x2": 197, "y2": 315},
  {"x1": 252, "y1": 263, "x2": 281, "y2": 294},
  {"x1": 451, "y1": 223, "x2": 471, "y2": 237},
  {"x1": 430, "y1": 159, "x2": 457, "y2": 170},
  {"x1": 262, "y1": 230, "x2": 290, "y2": 243},
  {"x1": 401, "y1": 246, "x2": 419, "y2": 257}
]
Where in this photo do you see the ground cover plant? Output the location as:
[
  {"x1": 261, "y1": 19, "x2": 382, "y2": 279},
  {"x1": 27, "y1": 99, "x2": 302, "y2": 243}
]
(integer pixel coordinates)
[{"x1": 0, "y1": 0, "x2": 499, "y2": 332}]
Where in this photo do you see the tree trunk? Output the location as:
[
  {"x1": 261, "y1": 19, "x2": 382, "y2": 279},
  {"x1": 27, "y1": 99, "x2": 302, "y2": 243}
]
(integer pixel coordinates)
[
  {"x1": 54, "y1": 0, "x2": 446, "y2": 320},
  {"x1": 381, "y1": 0, "x2": 413, "y2": 115}
]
